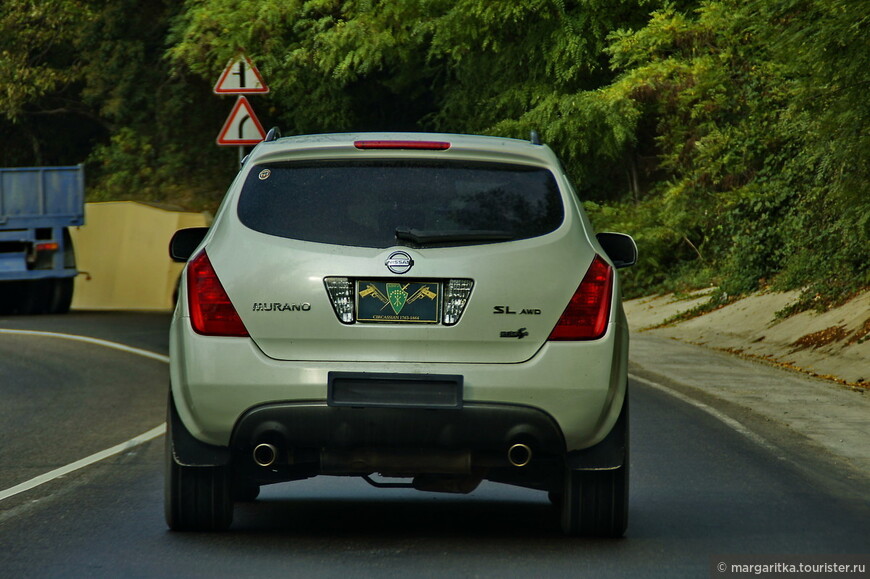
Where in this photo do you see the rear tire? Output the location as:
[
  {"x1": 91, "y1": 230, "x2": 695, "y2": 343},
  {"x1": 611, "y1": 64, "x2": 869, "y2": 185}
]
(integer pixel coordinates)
[
  {"x1": 560, "y1": 464, "x2": 628, "y2": 537},
  {"x1": 560, "y1": 397, "x2": 629, "y2": 537},
  {"x1": 6, "y1": 281, "x2": 42, "y2": 315},
  {"x1": 233, "y1": 480, "x2": 261, "y2": 502},
  {"x1": 164, "y1": 413, "x2": 233, "y2": 531},
  {"x1": 49, "y1": 278, "x2": 74, "y2": 314}
]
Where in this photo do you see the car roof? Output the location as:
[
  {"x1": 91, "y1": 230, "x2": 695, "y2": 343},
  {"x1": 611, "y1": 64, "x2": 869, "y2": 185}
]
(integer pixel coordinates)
[{"x1": 246, "y1": 132, "x2": 562, "y2": 168}]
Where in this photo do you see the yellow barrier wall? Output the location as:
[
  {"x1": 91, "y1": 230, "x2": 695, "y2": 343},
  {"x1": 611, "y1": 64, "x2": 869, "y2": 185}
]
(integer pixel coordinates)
[{"x1": 69, "y1": 202, "x2": 208, "y2": 311}]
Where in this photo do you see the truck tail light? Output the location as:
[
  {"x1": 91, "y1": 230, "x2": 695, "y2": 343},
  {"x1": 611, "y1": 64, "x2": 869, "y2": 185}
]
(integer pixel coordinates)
[
  {"x1": 548, "y1": 255, "x2": 613, "y2": 341},
  {"x1": 187, "y1": 251, "x2": 249, "y2": 337},
  {"x1": 35, "y1": 242, "x2": 59, "y2": 252}
]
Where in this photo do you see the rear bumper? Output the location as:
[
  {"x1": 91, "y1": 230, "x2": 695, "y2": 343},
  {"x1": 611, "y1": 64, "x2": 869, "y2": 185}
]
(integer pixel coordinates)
[
  {"x1": 170, "y1": 311, "x2": 629, "y2": 454},
  {"x1": 170, "y1": 394, "x2": 626, "y2": 480}
]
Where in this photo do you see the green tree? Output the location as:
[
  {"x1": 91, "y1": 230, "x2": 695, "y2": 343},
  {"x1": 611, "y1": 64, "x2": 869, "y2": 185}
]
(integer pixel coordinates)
[
  {"x1": 589, "y1": 0, "x2": 868, "y2": 303},
  {"x1": 0, "y1": 0, "x2": 98, "y2": 164},
  {"x1": 2, "y1": 0, "x2": 865, "y2": 304},
  {"x1": 167, "y1": 0, "x2": 665, "y2": 194}
]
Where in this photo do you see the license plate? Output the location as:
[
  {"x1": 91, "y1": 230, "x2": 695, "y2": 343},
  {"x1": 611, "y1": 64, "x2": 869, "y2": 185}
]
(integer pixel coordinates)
[
  {"x1": 356, "y1": 280, "x2": 441, "y2": 323},
  {"x1": 328, "y1": 372, "x2": 463, "y2": 408}
]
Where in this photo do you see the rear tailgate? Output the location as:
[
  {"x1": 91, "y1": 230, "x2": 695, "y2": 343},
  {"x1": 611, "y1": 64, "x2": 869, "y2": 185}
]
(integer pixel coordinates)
[{"x1": 207, "y1": 225, "x2": 598, "y2": 364}]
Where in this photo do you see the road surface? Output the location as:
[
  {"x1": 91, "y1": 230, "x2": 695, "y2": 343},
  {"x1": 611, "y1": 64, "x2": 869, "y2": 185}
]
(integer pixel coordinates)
[{"x1": 0, "y1": 312, "x2": 866, "y2": 577}]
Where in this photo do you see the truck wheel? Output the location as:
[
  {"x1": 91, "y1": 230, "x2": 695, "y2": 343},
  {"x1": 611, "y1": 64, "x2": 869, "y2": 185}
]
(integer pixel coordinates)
[
  {"x1": 0, "y1": 283, "x2": 14, "y2": 314},
  {"x1": 15, "y1": 281, "x2": 42, "y2": 315},
  {"x1": 49, "y1": 278, "x2": 74, "y2": 314}
]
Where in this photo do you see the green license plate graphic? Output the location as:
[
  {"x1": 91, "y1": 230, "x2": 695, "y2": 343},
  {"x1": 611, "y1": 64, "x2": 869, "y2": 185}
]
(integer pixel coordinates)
[{"x1": 356, "y1": 281, "x2": 441, "y2": 323}]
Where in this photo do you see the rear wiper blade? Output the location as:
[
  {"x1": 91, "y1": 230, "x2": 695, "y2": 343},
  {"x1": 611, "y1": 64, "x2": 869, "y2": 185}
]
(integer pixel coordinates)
[{"x1": 395, "y1": 227, "x2": 515, "y2": 245}]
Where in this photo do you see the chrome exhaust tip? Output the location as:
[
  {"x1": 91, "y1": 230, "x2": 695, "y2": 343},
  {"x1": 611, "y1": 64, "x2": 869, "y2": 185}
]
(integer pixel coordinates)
[
  {"x1": 507, "y1": 443, "x2": 532, "y2": 467},
  {"x1": 253, "y1": 443, "x2": 278, "y2": 467}
]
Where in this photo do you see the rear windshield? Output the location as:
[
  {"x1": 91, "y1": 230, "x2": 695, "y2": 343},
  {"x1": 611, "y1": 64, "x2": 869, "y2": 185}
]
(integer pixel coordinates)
[{"x1": 237, "y1": 160, "x2": 564, "y2": 248}]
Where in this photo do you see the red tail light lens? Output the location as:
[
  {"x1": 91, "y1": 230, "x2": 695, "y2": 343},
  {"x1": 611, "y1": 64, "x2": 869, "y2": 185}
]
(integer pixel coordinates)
[
  {"x1": 187, "y1": 251, "x2": 249, "y2": 337},
  {"x1": 354, "y1": 140, "x2": 450, "y2": 150},
  {"x1": 548, "y1": 255, "x2": 613, "y2": 341}
]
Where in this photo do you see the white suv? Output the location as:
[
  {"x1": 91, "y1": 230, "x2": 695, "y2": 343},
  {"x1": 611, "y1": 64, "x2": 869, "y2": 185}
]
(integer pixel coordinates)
[{"x1": 166, "y1": 131, "x2": 636, "y2": 536}]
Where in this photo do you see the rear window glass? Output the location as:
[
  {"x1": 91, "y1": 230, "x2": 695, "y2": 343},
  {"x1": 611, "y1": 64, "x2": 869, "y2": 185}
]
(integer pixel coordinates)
[{"x1": 237, "y1": 160, "x2": 564, "y2": 248}]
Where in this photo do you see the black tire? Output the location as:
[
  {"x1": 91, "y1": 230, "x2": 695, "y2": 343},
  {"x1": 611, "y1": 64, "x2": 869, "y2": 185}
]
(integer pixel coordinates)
[
  {"x1": 14, "y1": 281, "x2": 42, "y2": 315},
  {"x1": 561, "y1": 398, "x2": 629, "y2": 537},
  {"x1": 49, "y1": 278, "x2": 74, "y2": 314},
  {"x1": 232, "y1": 481, "x2": 261, "y2": 502},
  {"x1": 164, "y1": 414, "x2": 233, "y2": 531},
  {"x1": 0, "y1": 282, "x2": 14, "y2": 315},
  {"x1": 560, "y1": 463, "x2": 628, "y2": 537}
]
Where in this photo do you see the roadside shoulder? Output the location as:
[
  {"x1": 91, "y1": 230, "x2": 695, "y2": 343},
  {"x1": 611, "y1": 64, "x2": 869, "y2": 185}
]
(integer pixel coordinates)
[{"x1": 629, "y1": 333, "x2": 870, "y2": 496}]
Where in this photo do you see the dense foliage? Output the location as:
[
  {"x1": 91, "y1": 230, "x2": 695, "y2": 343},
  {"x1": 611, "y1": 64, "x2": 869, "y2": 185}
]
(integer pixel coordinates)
[{"x1": 1, "y1": 0, "x2": 866, "y2": 306}]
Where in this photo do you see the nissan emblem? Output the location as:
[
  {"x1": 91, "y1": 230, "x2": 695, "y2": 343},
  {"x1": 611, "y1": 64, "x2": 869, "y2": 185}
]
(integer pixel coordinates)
[{"x1": 385, "y1": 251, "x2": 414, "y2": 274}]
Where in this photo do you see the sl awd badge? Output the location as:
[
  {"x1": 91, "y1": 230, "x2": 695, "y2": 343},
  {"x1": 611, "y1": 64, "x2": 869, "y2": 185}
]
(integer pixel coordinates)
[{"x1": 385, "y1": 251, "x2": 414, "y2": 274}]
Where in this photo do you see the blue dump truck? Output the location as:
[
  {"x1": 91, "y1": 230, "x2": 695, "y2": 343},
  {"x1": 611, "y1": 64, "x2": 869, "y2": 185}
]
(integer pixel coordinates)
[{"x1": 0, "y1": 165, "x2": 84, "y2": 315}]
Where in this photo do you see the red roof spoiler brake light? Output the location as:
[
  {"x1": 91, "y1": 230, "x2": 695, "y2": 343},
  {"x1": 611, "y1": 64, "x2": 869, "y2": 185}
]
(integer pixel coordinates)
[{"x1": 354, "y1": 140, "x2": 451, "y2": 150}]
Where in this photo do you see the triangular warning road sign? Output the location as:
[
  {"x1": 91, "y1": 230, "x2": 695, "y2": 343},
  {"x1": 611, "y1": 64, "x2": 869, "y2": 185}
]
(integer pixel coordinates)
[
  {"x1": 216, "y1": 96, "x2": 267, "y2": 146},
  {"x1": 214, "y1": 55, "x2": 269, "y2": 94}
]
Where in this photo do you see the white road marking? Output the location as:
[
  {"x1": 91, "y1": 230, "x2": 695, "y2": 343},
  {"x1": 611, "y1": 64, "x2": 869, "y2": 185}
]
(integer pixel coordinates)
[
  {"x1": 0, "y1": 328, "x2": 170, "y2": 363},
  {"x1": 629, "y1": 372, "x2": 780, "y2": 454},
  {"x1": 0, "y1": 328, "x2": 168, "y2": 502},
  {"x1": 0, "y1": 425, "x2": 166, "y2": 502}
]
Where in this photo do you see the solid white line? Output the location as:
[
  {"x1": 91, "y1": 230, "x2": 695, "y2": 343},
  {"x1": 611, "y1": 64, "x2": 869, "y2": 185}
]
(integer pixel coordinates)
[
  {"x1": 0, "y1": 327, "x2": 169, "y2": 502},
  {"x1": 629, "y1": 372, "x2": 779, "y2": 453},
  {"x1": 0, "y1": 328, "x2": 170, "y2": 363},
  {"x1": 0, "y1": 424, "x2": 166, "y2": 502}
]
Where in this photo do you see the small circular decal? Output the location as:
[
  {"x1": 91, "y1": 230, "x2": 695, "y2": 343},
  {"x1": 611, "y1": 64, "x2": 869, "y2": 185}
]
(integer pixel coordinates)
[
  {"x1": 258, "y1": 169, "x2": 272, "y2": 180},
  {"x1": 385, "y1": 251, "x2": 414, "y2": 274}
]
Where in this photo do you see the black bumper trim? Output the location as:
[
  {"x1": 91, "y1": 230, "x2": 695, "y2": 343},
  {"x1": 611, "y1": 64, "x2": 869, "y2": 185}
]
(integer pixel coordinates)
[{"x1": 230, "y1": 401, "x2": 566, "y2": 456}]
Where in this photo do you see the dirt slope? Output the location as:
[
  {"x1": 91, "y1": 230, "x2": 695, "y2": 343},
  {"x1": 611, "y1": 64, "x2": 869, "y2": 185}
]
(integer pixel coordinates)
[{"x1": 624, "y1": 290, "x2": 870, "y2": 388}]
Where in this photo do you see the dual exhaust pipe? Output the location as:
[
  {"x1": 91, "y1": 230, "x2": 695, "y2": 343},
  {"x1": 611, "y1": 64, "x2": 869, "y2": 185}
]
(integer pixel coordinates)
[{"x1": 252, "y1": 442, "x2": 533, "y2": 468}]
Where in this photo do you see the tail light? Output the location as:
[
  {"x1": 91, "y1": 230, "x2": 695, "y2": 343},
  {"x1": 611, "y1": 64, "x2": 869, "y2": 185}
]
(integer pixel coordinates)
[
  {"x1": 548, "y1": 255, "x2": 613, "y2": 341},
  {"x1": 187, "y1": 251, "x2": 249, "y2": 337}
]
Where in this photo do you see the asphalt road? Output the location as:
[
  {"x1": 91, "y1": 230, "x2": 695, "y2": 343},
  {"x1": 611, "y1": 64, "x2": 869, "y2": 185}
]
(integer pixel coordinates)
[{"x1": 0, "y1": 312, "x2": 866, "y2": 578}]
